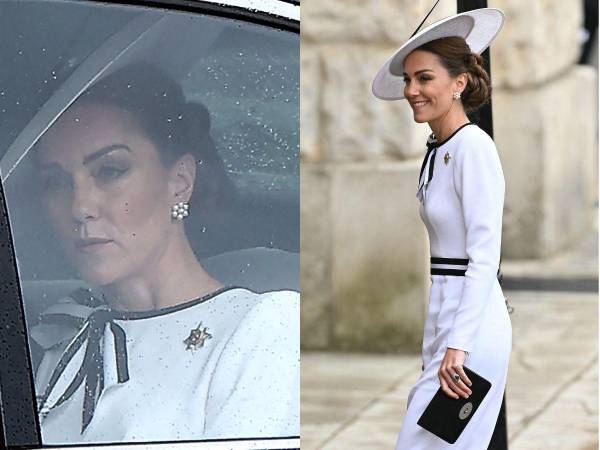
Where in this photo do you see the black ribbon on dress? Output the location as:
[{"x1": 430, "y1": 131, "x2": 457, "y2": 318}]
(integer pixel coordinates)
[
  {"x1": 416, "y1": 134, "x2": 438, "y2": 202},
  {"x1": 38, "y1": 302, "x2": 130, "y2": 434}
]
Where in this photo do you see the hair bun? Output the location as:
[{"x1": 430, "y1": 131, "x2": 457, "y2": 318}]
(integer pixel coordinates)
[
  {"x1": 465, "y1": 53, "x2": 479, "y2": 67},
  {"x1": 183, "y1": 102, "x2": 211, "y2": 134}
]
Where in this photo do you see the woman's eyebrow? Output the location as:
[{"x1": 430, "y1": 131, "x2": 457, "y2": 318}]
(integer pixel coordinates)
[
  {"x1": 402, "y1": 69, "x2": 434, "y2": 76},
  {"x1": 83, "y1": 144, "x2": 131, "y2": 166}
]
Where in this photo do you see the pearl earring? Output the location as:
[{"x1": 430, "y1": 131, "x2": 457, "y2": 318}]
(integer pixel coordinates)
[
  {"x1": 453, "y1": 91, "x2": 461, "y2": 100},
  {"x1": 171, "y1": 202, "x2": 189, "y2": 220}
]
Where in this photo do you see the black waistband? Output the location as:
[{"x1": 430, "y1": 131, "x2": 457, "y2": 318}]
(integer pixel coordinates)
[
  {"x1": 430, "y1": 268, "x2": 467, "y2": 276},
  {"x1": 430, "y1": 257, "x2": 469, "y2": 276},
  {"x1": 430, "y1": 257, "x2": 469, "y2": 265}
]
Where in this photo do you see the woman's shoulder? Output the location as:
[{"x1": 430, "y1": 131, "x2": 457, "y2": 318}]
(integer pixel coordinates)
[
  {"x1": 218, "y1": 288, "x2": 299, "y2": 345},
  {"x1": 231, "y1": 288, "x2": 299, "y2": 326},
  {"x1": 193, "y1": 287, "x2": 298, "y2": 346},
  {"x1": 248, "y1": 288, "x2": 299, "y2": 308},
  {"x1": 218, "y1": 286, "x2": 298, "y2": 308},
  {"x1": 454, "y1": 124, "x2": 497, "y2": 152},
  {"x1": 448, "y1": 124, "x2": 501, "y2": 173},
  {"x1": 450, "y1": 125, "x2": 504, "y2": 189}
]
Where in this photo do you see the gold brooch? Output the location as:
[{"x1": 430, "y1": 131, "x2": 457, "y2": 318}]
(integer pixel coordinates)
[
  {"x1": 184, "y1": 322, "x2": 213, "y2": 351},
  {"x1": 444, "y1": 152, "x2": 451, "y2": 165}
]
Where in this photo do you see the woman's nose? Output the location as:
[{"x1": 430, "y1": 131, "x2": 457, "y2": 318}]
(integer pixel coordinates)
[
  {"x1": 71, "y1": 179, "x2": 100, "y2": 223},
  {"x1": 405, "y1": 80, "x2": 418, "y2": 98}
]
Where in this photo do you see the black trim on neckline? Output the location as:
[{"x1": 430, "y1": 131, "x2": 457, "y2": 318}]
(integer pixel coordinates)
[
  {"x1": 434, "y1": 122, "x2": 475, "y2": 148},
  {"x1": 111, "y1": 286, "x2": 244, "y2": 321}
]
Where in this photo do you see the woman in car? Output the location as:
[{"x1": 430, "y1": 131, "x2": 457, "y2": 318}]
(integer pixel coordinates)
[{"x1": 32, "y1": 63, "x2": 299, "y2": 444}]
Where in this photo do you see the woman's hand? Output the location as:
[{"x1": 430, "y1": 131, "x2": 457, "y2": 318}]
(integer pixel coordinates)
[{"x1": 438, "y1": 348, "x2": 472, "y2": 399}]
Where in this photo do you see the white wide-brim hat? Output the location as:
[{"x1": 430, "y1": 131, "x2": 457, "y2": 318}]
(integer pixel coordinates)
[{"x1": 372, "y1": 8, "x2": 505, "y2": 101}]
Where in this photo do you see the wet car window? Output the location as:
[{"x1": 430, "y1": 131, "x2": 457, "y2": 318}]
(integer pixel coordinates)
[{"x1": 0, "y1": 0, "x2": 298, "y2": 446}]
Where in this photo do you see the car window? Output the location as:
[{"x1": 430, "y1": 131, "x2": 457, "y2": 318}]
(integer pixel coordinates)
[{"x1": 0, "y1": 0, "x2": 298, "y2": 447}]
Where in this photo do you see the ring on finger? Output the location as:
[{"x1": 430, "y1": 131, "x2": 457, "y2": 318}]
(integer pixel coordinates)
[{"x1": 452, "y1": 373, "x2": 461, "y2": 382}]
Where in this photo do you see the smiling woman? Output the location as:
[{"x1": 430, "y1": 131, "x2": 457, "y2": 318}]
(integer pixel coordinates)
[
  {"x1": 403, "y1": 38, "x2": 491, "y2": 128},
  {"x1": 372, "y1": 8, "x2": 511, "y2": 450}
]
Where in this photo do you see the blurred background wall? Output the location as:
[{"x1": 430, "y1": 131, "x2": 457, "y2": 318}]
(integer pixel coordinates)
[{"x1": 300, "y1": 0, "x2": 598, "y2": 352}]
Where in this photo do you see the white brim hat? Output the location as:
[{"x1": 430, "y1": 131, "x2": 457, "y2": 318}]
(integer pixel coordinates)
[{"x1": 372, "y1": 8, "x2": 505, "y2": 101}]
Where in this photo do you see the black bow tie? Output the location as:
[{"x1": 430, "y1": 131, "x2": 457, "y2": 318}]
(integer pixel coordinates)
[
  {"x1": 38, "y1": 291, "x2": 130, "y2": 433},
  {"x1": 418, "y1": 134, "x2": 438, "y2": 190}
]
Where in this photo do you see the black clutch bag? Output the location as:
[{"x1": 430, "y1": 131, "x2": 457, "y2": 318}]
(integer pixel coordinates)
[{"x1": 417, "y1": 366, "x2": 491, "y2": 444}]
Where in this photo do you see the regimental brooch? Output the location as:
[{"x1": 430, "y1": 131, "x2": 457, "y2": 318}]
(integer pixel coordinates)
[
  {"x1": 444, "y1": 152, "x2": 451, "y2": 165},
  {"x1": 184, "y1": 322, "x2": 213, "y2": 351}
]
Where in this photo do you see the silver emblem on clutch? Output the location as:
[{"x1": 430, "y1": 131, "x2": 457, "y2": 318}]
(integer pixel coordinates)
[{"x1": 459, "y1": 402, "x2": 473, "y2": 420}]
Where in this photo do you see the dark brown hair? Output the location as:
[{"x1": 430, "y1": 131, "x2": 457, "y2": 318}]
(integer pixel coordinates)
[
  {"x1": 74, "y1": 63, "x2": 237, "y2": 213},
  {"x1": 416, "y1": 36, "x2": 491, "y2": 112}
]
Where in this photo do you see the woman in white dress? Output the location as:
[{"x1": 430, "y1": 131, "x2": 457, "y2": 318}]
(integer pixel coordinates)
[
  {"x1": 372, "y1": 9, "x2": 511, "y2": 449},
  {"x1": 31, "y1": 63, "x2": 299, "y2": 444}
]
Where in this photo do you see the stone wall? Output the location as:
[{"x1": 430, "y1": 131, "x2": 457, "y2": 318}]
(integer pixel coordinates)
[
  {"x1": 495, "y1": 66, "x2": 597, "y2": 258},
  {"x1": 301, "y1": 0, "x2": 597, "y2": 351},
  {"x1": 489, "y1": 0, "x2": 597, "y2": 258}
]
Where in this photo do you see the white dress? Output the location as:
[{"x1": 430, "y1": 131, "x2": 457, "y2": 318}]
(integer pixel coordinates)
[
  {"x1": 395, "y1": 123, "x2": 512, "y2": 450},
  {"x1": 34, "y1": 287, "x2": 299, "y2": 444}
]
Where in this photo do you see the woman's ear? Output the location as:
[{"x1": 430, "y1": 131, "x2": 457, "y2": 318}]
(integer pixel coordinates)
[
  {"x1": 168, "y1": 153, "x2": 197, "y2": 204},
  {"x1": 455, "y1": 72, "x2": 468, "y2": 94}
]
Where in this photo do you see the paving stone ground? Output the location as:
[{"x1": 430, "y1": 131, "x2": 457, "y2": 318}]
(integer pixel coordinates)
[{"x1": 301, "y1": 291, "x2": 598, "y2": 450}]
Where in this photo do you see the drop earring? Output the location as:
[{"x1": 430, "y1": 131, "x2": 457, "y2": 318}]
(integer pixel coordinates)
[
  {"x1": 171, "y1": 202, "x2": 189, "y2": 220},
  {"x1": 453, "y1": 91, "x2": 461, "y2": 100}
]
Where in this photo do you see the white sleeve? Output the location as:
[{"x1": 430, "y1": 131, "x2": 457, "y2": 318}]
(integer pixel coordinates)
[
  {"x1": 447, "y1": 133, "x2": 505, "y2": 353},
  {"x1": 203, "y1": 291, "x2": 300, "y2": 439}
]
